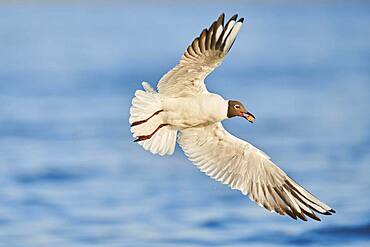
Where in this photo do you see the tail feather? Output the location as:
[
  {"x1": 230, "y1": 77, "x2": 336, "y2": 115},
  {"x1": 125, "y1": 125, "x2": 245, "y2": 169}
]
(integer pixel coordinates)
[
  {"x1": 141, "y1": 125, "x2": 176, "y2": 155},
  {"x1": 129, "y1": 82, "x2": 177, "y2": 156}
]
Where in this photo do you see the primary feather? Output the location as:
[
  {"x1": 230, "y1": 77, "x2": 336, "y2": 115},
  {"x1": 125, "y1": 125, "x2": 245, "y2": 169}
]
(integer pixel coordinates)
[{"x1": 157, "y1": 14, "x2": 244, "y2": 97}]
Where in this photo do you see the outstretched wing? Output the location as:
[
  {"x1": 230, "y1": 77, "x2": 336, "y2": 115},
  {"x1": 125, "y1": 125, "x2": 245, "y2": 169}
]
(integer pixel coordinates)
[
  {"x1": 157, "y1": 13, "x2": 244, "y2": 97},
  {"x1": 178, "y1": 123, "x2": 335, "y2": 221}
]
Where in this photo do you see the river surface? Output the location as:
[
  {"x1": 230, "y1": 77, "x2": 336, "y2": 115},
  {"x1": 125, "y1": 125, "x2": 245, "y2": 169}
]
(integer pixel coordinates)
[{"x1": 0, "y1": 2, "x2": 369, "y2": 247}]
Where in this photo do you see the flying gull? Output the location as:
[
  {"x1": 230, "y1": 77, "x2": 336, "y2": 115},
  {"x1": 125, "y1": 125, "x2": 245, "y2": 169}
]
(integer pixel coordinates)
[{"x1": 129, "y1": 13, "x2": 335, "y2": 221}]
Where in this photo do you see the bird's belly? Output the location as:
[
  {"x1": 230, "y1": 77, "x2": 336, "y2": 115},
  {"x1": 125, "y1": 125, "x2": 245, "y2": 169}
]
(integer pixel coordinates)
[
  {"x1": 164, "y1": 111, "x2": 215, "y2": 129},
  {"x1": 162, "y1": 96, "x2": 224, "y2": 129},
  {"x1": 166, "y1": 116, "x2": 216, "y2": 129}
]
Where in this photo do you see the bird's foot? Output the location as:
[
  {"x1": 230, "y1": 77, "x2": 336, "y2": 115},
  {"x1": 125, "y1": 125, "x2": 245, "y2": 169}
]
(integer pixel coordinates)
[
  {"x1": 131, "y1": 110, "x2": 164, "y2": 127},
  {"x1": 134, "y1": 135, "x2": 151, "y2": 142},
  {"x1": 133, "y1": 123, "x2": 170, "y2": 142}
]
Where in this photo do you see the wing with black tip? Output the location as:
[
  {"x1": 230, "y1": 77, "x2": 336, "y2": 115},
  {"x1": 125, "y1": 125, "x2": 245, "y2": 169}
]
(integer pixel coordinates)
[
  {"x1": 157, "y1": 14, "x2": 244, "y2": 97},
  {"x1": 179, "y1": 123, "x2": 336, "y2": 221}
]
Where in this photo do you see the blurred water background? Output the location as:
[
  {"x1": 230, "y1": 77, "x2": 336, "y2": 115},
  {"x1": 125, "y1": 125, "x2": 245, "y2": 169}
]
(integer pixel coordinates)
[{"x1": 0, "y1": 1, "x2": 369, "y2": 246}]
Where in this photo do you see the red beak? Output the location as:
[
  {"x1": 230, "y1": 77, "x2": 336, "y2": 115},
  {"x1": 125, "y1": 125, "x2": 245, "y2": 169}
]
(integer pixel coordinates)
[{"x1": 242, "y1": 112, "x2": 255, "y2": 123}]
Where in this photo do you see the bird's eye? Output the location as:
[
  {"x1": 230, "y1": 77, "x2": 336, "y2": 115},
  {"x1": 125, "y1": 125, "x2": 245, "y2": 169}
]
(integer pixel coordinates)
[{"x1": 234, "y1": 105, "x2": 240, "y2": 110}]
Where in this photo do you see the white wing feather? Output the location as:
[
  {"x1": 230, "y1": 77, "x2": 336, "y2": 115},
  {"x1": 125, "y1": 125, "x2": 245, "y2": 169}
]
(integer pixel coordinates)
[
  {"x1": 178, "y1": 123, "x2": 335, "y2": 221},
  {"x1": 157, "y1": 14, "x2": 244, "y2": 97}
]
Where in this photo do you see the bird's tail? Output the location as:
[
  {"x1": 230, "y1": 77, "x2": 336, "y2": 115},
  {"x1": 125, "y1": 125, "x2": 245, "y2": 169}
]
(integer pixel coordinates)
[{"x1": 129, "y1": 82, "x2": 177, "y2": 156}]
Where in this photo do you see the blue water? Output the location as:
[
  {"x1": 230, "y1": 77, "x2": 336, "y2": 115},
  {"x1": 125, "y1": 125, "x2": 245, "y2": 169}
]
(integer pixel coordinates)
[{"x1": 0, "y1": 2, "x2": 370, "y2": 247}]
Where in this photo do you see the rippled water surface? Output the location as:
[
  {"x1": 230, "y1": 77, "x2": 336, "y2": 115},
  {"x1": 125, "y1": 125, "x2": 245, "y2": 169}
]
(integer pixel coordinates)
[{"x1": 0, "y1": 2, "x2": 370, "y2": 246}]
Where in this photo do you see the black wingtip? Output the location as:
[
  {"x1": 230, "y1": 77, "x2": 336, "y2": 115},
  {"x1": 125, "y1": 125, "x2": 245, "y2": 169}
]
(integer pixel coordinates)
[
  {"x1": 307, "y1": 211, "x2": 321, "y2": 221},
  {"x1": 329, "y1": 209, "x2": 336, "y2": 213},
  {"x1": 218, "y1": 13, "x2": 225, "y2": 25},
  {"x1": 298, "y1": 214, "x2": 308, "y2": 222},
  {"x1": 238, "y1": 17, "x2": 245, "y2": 23},
  {"x1": 286, "y1": 210, "x2": 298, "y2": 220},
  {"x1": 313, "y1": 217, "x2": 321, "y2": 222},
  {"x1": 230, "y1": 14, "x2": 238, "y2": 21},
  {"x1": 322, "y1": 211, "x2": 332, "y2": 215}
]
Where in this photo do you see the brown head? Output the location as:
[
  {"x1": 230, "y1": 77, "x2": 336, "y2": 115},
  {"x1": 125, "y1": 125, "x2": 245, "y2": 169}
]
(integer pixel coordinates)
[{"x1": 227, "y1": 100, "x2": 255, "y2": 123}]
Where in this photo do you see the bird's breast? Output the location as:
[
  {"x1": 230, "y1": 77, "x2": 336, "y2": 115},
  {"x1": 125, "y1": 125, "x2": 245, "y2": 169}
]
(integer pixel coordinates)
[{"x1": 162, "y1": 94, "x2": 228, "y2": 129}]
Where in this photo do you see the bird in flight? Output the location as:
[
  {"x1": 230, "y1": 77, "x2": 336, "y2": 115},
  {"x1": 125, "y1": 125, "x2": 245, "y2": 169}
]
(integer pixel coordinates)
[{"x1": 129, "y1": 13, "x2": 335, "y2": 221}]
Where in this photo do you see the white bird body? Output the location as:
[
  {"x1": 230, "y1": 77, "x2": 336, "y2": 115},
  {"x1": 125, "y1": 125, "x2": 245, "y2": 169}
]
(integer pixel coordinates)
[
  {"x1": 162, "y1": 93, "x2": 228, "y2": 128},
  {"x1": 129, "y1": 14, "x2": 335, "y2": 221}
]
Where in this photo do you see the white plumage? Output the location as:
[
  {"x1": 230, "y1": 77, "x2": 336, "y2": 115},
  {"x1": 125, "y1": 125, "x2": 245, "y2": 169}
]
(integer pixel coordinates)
[{"x1": 129, "y1": 13, "x2": 335, "y2": 221}]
